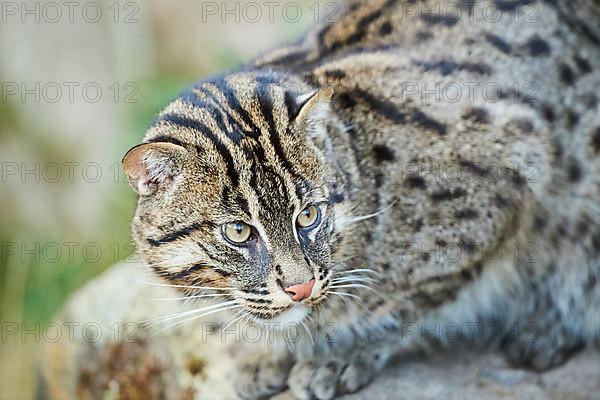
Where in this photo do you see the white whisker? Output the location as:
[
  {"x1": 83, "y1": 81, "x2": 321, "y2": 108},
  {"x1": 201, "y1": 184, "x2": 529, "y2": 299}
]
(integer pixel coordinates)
[
  {"x1": 329, "y1": 291, "x2": 361, "y2": 300},
  {"x1": 223, "y1": 310, "x2": 249, "y2": 331},
  {"x1": 140, "y1": 281, "x2": 235, "y2": 291},
  {"x1": 335, "y1": 268, "x2": 382, "y2": 276},
  {"x1": 299, "y1": 320, "x2": 315, "y2": 345},
  {"x1": 153, "y1": 304, "x2": 242, "y2": 335},
  {"x1": 331, "y1": 277, "x2": 378, "y2": 284},
  {"x1": 346, "y1": 202, "x2": 395, "y2": 224},
  {"x1": 330, "y1": 283, "x2": 375, "y2": 291},
  {"x1": 145, "y1": 300, "x2": 238, "y2": 325},
  {"x1": 151, "y1": 293, "x2": 231, "y2": 301}
]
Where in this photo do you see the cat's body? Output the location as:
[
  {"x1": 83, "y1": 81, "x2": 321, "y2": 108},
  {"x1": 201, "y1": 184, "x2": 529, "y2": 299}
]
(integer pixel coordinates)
[{"x1": 122, "y1": 0, "x2": 600, "y2": 398}]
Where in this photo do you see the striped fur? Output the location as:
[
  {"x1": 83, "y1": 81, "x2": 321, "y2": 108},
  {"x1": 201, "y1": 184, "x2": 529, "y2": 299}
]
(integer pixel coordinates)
[{"x1": 123, "y1": 0, "x2": 600, "y2": 397}]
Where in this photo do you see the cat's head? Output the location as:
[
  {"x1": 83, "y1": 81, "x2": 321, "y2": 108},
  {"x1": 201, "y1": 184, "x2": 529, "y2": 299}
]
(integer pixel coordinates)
[{"x1": 123, "y1": 72, "x2": 352, "y2": 324}]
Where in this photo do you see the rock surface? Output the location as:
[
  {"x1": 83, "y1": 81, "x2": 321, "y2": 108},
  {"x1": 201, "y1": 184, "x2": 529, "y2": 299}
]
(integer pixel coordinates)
[{"x1": 40, "y1": 261, "x2": 600, "y2": 400}]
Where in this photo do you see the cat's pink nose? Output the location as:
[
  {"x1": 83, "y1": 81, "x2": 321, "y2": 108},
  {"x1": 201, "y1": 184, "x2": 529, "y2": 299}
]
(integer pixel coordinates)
[{"x1": 284, "y1": 279, "x2": 315, "y2": 302}]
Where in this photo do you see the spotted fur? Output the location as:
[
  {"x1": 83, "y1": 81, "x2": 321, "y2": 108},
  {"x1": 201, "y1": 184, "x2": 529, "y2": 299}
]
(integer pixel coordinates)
[{"x1": 123, "y1": 0, "x2": 600, "y2": 398}]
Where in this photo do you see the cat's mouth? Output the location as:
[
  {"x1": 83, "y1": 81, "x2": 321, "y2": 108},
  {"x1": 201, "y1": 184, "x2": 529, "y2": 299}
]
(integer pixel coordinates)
[{"x1": 237, "y1": 274, "x2": 331, "y2": 323}]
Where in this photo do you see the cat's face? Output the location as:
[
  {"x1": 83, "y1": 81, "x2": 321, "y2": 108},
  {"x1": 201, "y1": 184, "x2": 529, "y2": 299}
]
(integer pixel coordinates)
[{"x1": 123, "y1": 74, "x2": 349, "y2": 324}]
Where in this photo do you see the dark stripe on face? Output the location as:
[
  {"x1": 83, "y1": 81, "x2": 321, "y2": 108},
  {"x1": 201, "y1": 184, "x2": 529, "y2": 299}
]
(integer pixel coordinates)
[
  {"x1": 170, "y1": 263, "x2": 207, "y2": 279},
  {"x1": 284, "y1": 90, "x2": 302, "y2": 122},
  {"x1": 146, "y1": 135, "x2": 187, "y2": 147},
  {"x1": 180, "y1": 88, "x2": 214, "y2": 109},
  {"x1": 147, "y1": 222, "x2": 206, "y2": 246},
  {"x1": 213, "y1": 79, "x2": 260, "y2": 137},
  {"x1": 256, "y1": 86, "x2": 298, "y2": 176},
  {"x1": 255, "y1": 84, "x2": 305, "y2": 188},
  {"x1": 196, "y1": 87, "x2": 246, "y2": 144},
  {"x1": 241, "y1": 288, "x2": 270, "y2": 296},
  {"x1": 156, "y1": 114, "x2": 240, "y2": 186},
  {"x1": 221, "y1": 185, "x2": 251, "y2": 217},
  {"x1": 244, "y1": 297, "x2": 273, "y2": 304}
]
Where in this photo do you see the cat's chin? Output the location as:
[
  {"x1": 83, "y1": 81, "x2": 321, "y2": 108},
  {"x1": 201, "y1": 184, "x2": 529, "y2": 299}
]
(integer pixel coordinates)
[{"x1": 253, "y1": 304, "x2": 309, "y2": 329}]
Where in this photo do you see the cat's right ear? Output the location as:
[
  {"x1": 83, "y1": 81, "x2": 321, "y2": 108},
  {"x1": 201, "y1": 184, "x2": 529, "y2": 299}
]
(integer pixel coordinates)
[{"x1": 122, "y1": 142, "x2": 188, "y2": 195}]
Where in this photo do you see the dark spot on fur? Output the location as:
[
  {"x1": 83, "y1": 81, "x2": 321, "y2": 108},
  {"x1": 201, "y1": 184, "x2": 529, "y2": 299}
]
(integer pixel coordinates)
[
  {"x1": 559, "y1": 63, "x2": 576, "y2": 85},
  {"x1": 336, "y1": 93, "x2": 356, "y2": 109},
  {"x1": 573, "y1": 55, "x2": 592, "y2": 74},
  {"x1": 567, "y1": 158, "x2": 583, "y2": 182},
  {"x1": 416, "y1": 30, "x2": 433, "y2": 41},
  {"x1": 324, "y1": 69, "x2": 347, "y2": 80},
  {"x1": 420, "y1": 13, "x2": 459, "y2": 27},
  {"x1": 374, "y1": 171, "x2": 384, "y2": 188},
  {"x1": 411, "y1": 109, "x2": 447, "y2": 135},
  {"x1": 275, "y1": 265, "x2": 283, "y2": 275},
  {"x1": 372, "y1": 144, "x2": 396, "y2": 163},
  {"x1": 552, "y1": 139, "x2": 564, "y2": 161},
  {"x1": 431, "y1": 187, "x2": 467, "y2": 202},
  {"x1": 541, "y1": 103, "x2": 556, "y2": 122},
  {"x1": 494, "y1": 193, "x2": 510, "y2": 208},
  {"x1": 379, "y1": 22, "x2": 393, "y2": 36},
  {"x1": 454, "y1": 208, "x2": 479, "y2": 219},
  {"x1": 412, "y1": 218, "x2": 424, "y2": 232},
  {"x1": 575, "y1": 217, "x2": 590, "y2": 236},
  {"x1": 565, "y1": 109, "x2": 580, "y2": 129},
  {"x1": 353, "y1": 89, "x2": 407, "y2": 123},
  {"x1": 325, "y1": 361, "x2": 338, "y2": 372},
  {"x1": 499, "y1": 88, "x2": 538, "y2": 106},
  {"x1": 591, "y1": 127, "x2": 600, "y2": 153},
  {"x1": 533, "y1": 210, "x2": 549, "y2": 232},
  {"x1": 524, "y1": 34, "x2": 551, "y2": 56},
  {"x1": 421, "y1": 252, "x2": 431, "y2": 262},
  {"x1": 462, "y1": 107, "x2": 490, "y2": 124},
  {"x1": 459, "y1": 237, "x2": 477, "y2": 253},
  {"x1": 592, "y1": 232, "x2": 600, "y2": 254},
  {"x1": 382, "y1": 263, "x2": 390, "y2": 271},
  {"x1": 435, "y1": 238, "x2": 447, "y2": 247},
  {"x1": 513, "y1": 118, "x2": 534, "y2": 133},
  {"x1": 485, "y1": 33, "x2": 512, "y2": 54},
  {"x1": 584, "y1": 273, "x2": 597, "y2": 292},
  {"x1": 474, "y1": 261, "x2": 484, "y2": 275},
  {"x1": 415, "y1": 60, "x2": 492, "y2": 76},
  {"x1": 510, "y1": 170, "x2": 527, "y2": 186},
  {"x1": 494, "y1": 0, "x2": 535, "y2": 12},
  {"x1": 405, "y1": 175, "x2": 427, "y2": 189},
  {"x1": 459, "y1": 159, "x2": 489, "y2": 177},
  {"x1": 330, "y1": 193, "x2": 345, "y2": 203}
]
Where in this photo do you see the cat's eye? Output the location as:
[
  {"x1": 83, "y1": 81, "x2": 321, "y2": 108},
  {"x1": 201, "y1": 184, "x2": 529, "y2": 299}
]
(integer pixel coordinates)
[
  {"x1": 296, "y1": 205, "x2": 320, "y2": 229},
  {"x1": 223, "y1": 222, "x2": 252, "y2": 244}
]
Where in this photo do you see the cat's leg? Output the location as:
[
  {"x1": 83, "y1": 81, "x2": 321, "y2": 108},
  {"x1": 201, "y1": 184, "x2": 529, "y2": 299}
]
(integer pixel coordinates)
[
  {"x1": 234, "y1": 349, "x2": 294, "y2": 400},
  {"x1": 287, "y1": 339, "x2": 393, "y2": 400}
]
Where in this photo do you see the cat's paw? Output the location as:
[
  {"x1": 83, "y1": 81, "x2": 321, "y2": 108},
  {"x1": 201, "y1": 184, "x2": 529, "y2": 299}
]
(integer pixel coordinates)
[
  {"x1": 502, "y1": 324, "x2": 583, "y2": 371},
  {"x1": 287, "y1": 349, "x2": 388, "y2": 400},
  {"x1": 234, "y1": 352, "x2": 293, "y2": 400}
]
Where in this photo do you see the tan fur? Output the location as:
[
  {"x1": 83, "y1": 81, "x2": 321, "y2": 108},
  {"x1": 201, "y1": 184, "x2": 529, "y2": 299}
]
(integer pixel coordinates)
[{"x1": 122, "y1": 0, "x2": 600, "y2": 398}]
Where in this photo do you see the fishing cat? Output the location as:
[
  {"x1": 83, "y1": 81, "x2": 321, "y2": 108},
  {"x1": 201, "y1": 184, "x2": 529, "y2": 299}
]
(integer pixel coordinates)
[{"x1": 122, "y1": 0, "x2": 600, "y2": 398}]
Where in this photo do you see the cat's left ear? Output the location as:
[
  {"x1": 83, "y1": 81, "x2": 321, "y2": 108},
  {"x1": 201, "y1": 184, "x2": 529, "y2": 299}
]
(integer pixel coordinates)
[
  {"x1": 122, "y1": 142, "x2": 188, "y2": 195},
  {"x1": 286, "y1": 86, "x2": 334, "y2": 124}
]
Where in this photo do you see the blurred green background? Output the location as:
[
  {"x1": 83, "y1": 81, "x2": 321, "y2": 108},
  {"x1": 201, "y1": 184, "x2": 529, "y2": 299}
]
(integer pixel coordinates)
[{"x1": 0, "y1": 1, "x2": 329, "y2": 397}]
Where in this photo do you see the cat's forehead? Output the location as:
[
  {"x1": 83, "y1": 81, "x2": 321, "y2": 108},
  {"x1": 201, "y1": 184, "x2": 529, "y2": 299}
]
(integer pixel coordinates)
[{"x1": 142, "y1": 70, "x2": 328, "y2": 224}]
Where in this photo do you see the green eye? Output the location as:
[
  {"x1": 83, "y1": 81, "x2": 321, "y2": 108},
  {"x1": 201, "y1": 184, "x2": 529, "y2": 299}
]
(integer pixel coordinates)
[
  {"x1": 223, "y1": 222, "x2": 252, "y2": 244},
  {"x1": 296, "y1": 205, "x2": 320, "y2": 228}
]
